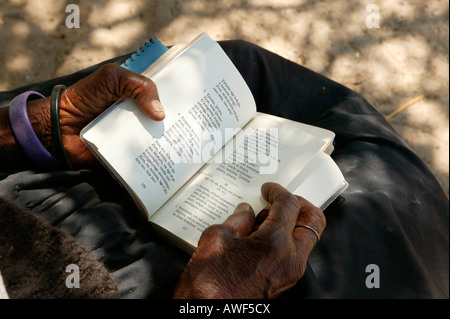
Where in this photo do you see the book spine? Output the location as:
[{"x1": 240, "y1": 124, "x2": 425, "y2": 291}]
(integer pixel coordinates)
[{"x1": 121, "y1": 37, "x2": 169, "y2": 74}]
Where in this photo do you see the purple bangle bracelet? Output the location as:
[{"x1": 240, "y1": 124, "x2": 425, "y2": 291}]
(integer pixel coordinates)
[{"x1": 8, "y1": 91, "x2": 60, "y2": 169}]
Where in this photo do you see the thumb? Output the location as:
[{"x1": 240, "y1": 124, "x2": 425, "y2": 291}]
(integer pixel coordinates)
[
  {"x1": 113, "y1": 66, "x2": 165, "y2": 121},
  {"x1": 86, "y1": 63, "x2": 165, "y2": 121},
  {"x1": 222, "y1": 203, "x2": 255, "y2": 237}
]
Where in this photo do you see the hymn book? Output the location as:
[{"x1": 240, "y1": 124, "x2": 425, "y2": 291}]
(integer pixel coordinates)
[{"x1": 81, "y1": 33, "x2": 348, "y2": 254}]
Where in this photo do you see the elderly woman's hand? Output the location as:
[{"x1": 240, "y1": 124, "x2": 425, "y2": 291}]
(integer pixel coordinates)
[
  {"x1": 173, "y1": 182, "x2": 326, "y2": 299},
  {"x1": 57, "y1": 63, "x2": 163, "y2": 165},
  {"x1": 5, "y1": 63, "x2": 163, "y2": 168}
]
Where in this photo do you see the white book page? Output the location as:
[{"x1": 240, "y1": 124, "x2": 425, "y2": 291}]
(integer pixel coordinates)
[
  {"x1": 81, "y1": 34, "x2": 256, "y2": 218},
  {"x1": 287, "y1": 151, "x2": 348, "y2": 210},
  {"x1": 150, "y1": 114, "x2": 327, "y2": 247},
  {"x1": 255, "y1": 112, "x2": 336, "y2": 154}
]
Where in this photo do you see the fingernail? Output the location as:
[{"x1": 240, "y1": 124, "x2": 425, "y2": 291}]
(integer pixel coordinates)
[
  {"x1": 235, "y1": 202, "x2": 252, "y2": 213},
  {"x1": 151, "y1": 99, "x2": 164, "y2": 113}
]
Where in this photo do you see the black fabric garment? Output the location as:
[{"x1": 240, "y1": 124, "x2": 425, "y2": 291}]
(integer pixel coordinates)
[{"x1": 0, "y1": 40, "x2": 448, "y2": 298}]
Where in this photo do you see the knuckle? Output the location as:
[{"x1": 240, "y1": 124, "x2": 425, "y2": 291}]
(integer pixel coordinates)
[
  {"x1": 140, "y1": 77, "x2": 157, "y2": 93},
  {"x1": 311, "y1": 207, "x2": 326, "y2": 228},
  {"x1": 92, "y1": 64, "x2": 121, "y2": 93},
  {"x1": 304, "y1": 205, "x2": 326, "y2": 232},
  {"x1": 296, "y1": 196, "x2": 326, "y2": 232},
  {"x1": 275, "y1": 192, "x2": 300, "y2": 209},
  {"x1": 198, "y1": 224, "x2": 233, "y2": 253},
  {"x1": 254, "y1": 226, "x2": 290, "y2": 253},
  {"x1": 96, "y1": 63, "x2": 119, "y2": 79},
  {"x1": 200, "y1": 224, "x2": 229, "y2": 242}
]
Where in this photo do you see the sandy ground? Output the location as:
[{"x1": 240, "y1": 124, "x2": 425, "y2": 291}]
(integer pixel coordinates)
[{"x1": 0, "y1": 0, "x2": 448, "y2": 196}]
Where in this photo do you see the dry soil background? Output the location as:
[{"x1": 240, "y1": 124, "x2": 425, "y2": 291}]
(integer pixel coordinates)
[{"x1": 0, "y1": 0, "x2": 448, "y2": 196}]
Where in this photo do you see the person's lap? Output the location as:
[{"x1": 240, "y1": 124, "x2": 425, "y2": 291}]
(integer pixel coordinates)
[{"x1": 0, "y1": 40, "x2": 448, "y2": 298}]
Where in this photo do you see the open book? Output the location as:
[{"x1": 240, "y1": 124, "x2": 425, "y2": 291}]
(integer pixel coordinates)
[{"x1": 81, "y1": 33, "x2": 348, "y2": 254}]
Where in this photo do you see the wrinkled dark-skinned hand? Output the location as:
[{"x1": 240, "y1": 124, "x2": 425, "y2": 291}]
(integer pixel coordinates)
[
  {"x1": 60, "y1": 63, "x2": 164, "y2": 165},
  {"x1": 173, "y1": 182, "x2": 326, "y2": 299},
  {"x1": 29, "y1": 63, "x2": 163, "y2": 166}
]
